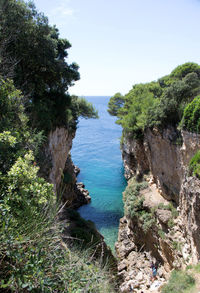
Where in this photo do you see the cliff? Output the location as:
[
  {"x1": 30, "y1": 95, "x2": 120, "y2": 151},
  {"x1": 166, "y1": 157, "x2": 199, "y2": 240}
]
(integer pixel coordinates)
[
  {"x1": 117, "y1": 127, "x2": 200, "y2": 292},
  {"x1": 44, "y1": 127, "x2": 117, "y2": 276},
  {"x1": 40, "y1": 126, "x2": 91, "y2": 207}
]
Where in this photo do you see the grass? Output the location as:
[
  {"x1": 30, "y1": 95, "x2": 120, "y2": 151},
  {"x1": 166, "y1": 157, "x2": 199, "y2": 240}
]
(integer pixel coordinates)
[
  {"x1": 0, "y1": 203, "x2": 117, "y2": 292},
  {"x1": 162, "y1": 270, "x2": 195, "y2": 293},
  {"x1": 189, "y1": 151, "x2": 200, "y2": 178}
]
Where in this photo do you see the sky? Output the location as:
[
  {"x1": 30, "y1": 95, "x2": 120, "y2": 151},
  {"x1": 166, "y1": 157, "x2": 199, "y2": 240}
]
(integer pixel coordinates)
[{"x1": 34, "y1": 0, "x2": 200, "y2": 96}]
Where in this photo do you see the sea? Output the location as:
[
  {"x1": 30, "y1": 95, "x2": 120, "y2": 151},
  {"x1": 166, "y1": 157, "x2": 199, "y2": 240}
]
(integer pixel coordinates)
[{"x1": 71, "y1": 96, "x2": 127, "y2": 251}]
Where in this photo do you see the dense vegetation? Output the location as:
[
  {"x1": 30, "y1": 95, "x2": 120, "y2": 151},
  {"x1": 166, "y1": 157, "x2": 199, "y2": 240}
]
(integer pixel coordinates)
[
  {"x1": 0, "y1": 0, "x2": 98, "y2": 133},
  {"x1": 123, "y1": 178, "x2": 155, "y2": 232},
  {"x1": 162, "y1": 270, "x2": 195, "y2": 293},
  {"x1": 0, "y1": 1, "x2": 117, "y2": 292},
  {"x1": 189, "y1": 150, "x2": 200, "y2": 178},
  {"x1": 108, "y1": 62, "x2": 200, "y2": 138}
]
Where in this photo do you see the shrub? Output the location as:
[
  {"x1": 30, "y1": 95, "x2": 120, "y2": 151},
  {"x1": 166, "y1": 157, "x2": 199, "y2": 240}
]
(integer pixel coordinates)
[
  {"x1": 172, "y1": 241, "x2": 182, "y2": 252},
  {"x1": 0, "y1": 155, "x2": 116, "y2": 292},
  {"x1": 181, "y1": 95, "x2": 200, "y2": 133},
  {"x1": 194, "y1": 263, "x2": 200, "y2": 273},
  {"x1": 162, "y1": 270, "x2": 195, "y2": 293},
  {"x1": 109, "y1": 62, "x2": 200, "y2": 138},
  {"x1": 123, "y1": 178, "x2": 156, "y2": 232},
  {"x1": 158, "y1": 229, "x2": 165, "y2": 239},
  {"x1": 157, "y1": 202, "x2": 179, "y2": 217},
  {"x1": 0, "y1": 213, "x2": 116, "y2": 292},
  {"x1": 189, "y1": 151, "x2": 200, "y2": 178},
  {"x1": 140, "y1": 211, "x2": 155, "y2": 232}
]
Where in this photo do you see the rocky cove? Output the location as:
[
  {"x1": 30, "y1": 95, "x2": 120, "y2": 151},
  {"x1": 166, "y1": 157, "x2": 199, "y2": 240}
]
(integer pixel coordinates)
[{"x1": 44, "y1": 111, "x2": 200, "y2": 292}]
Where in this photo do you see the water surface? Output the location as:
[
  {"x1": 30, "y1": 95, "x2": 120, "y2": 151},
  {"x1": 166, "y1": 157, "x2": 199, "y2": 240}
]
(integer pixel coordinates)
[{"x1": 71, "y1": 96, "x2": 126, "y2": 250}]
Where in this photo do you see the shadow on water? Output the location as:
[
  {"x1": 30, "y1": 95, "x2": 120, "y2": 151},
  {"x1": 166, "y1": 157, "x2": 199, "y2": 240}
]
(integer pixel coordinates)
[{"x1": 78, "y1": 205, "x2": 123, "y2": 230}]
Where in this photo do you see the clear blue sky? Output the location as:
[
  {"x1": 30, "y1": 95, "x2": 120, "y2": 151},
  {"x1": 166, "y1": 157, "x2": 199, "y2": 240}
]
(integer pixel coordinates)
[{"x1": 34, "y1": 0, "x2": 200, "y2": 96}]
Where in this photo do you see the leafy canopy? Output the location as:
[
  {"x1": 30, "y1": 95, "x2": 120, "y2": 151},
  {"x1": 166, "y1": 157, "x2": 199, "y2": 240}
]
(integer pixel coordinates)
[
  {"x1": 107, "y1": 92, "x2": 125, "y2": 116},
  {"x1": 109, "y1": 62, "x2": 200, "y2": 137},
  {"x1": 0, "y1": 0, "x2": 98, "y2": 132}
]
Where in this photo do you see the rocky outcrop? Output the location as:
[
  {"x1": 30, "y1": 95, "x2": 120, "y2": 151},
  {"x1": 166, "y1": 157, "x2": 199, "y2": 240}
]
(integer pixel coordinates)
[
  {"x1": 122, "y1": 127, "x2": 200, "y2": 204},
  {"x1": 117, "y1": 127, "x2": 200, "y2": 292},
  {"x1": 41, "y1": 127, "x2": 90, "y2": 208},
  {"x1": 180, "y1": 176, "x2": 200, "y2": 263},
  {"x1": 116, "y1": 180, "x2": 194, "y2": 292},
  {"x1": 61, "y1": 155, "x2": 91, "y2": 208},
  {"x1": 122, "y1": 135, "x2": 149, "y2": 180},
  {"x1": 46, "y1": 127, "x2": 74, "y2": 192}
]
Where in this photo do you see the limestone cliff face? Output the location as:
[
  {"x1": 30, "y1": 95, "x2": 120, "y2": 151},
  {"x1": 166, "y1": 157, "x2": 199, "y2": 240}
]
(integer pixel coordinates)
[
  {"x1": 44, "y1": 127, "x2": 90, "y2": 207},
  {"x1": 122, "y1": 135, "x2": 149, "y2": 180},
  {"x1": 117, "y1": 127, "x2": 200, "y2": 292},
  {"x1": 122, "y1": 127, "x2": 200, "y2": 203},
  {"x1": 47, "y1": 127, "x2": 74, "y2": 192},
  {"x1": 180, "y1": 176, "x2": 200, "y2": 263}
]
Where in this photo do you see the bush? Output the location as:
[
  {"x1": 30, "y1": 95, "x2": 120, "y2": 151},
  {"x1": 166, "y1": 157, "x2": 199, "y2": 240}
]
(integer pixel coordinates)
[
  {"x1": 123, "y1": 178, "x2": 155, "y2": 232},
  {"x1": 0, "y1": 212, "x2": 116, "y2": 292},
  {"x1": 189, "y1": 151, "x2": 200, "y2": 178},
  {"x1": 0, "y1": 154, "x2": 116, "y2": 292},
  {"x1": 162, "y1": 270, "x2": 195, "y2": 293},
  {"x1": 181, "y1": 95, "x2": 200, "y2": 133},
  {"x1": 109, "y1": 62, "x2": 200, "y2": 138}
]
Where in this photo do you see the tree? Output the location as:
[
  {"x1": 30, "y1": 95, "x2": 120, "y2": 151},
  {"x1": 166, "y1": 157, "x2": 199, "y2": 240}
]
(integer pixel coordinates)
[
  {"x1": 107, "y1": 92, "x2": 124, "y2": 116},
  {"x1": 112, "y1": 63, "x2": 200, "y2": 137},
  {"x1": 0, "y1": 0, "x2": 80, "y2": 131}
]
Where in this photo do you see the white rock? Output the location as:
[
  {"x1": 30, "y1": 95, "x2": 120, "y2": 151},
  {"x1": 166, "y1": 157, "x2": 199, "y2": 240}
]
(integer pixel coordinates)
[
  {"x1": 150, "y1": 280, "x2": 163, "y2": 291},
  {"x1": 136, "y1": 271, "x2": 143, "y2": 282},
  {"x1": 182, "y1": 244, "x2": 190, "y2": 260}
]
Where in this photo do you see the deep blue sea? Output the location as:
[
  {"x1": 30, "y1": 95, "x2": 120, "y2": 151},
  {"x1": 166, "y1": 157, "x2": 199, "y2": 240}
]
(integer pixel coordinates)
[{"x1": 71, "y1": 96, "x2": 126, "y2": 250}]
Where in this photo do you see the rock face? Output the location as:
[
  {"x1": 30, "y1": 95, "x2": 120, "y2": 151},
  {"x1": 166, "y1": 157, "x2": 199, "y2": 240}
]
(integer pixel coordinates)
[
  {"x1": 44, "y1": 127, "x2": 90, "y2": 208},
  {"x1": 122, "y1": 134, "x2": 149, "y2": 180},
  {"x1": 180, "y1": 176, "x2": 200, "y2": 263},
  {"x1": 122, "y1": 127, "x2": 200, "y2": 204},
  {"x1": 117, "y1": 127, "x2": 200, "y2": 292},
  {"x1": 62, "y1": 155, "x2": 91, "y2": 208},
  {"x1": 47, "y1": 127, "x2": 74, "y2": 192}
]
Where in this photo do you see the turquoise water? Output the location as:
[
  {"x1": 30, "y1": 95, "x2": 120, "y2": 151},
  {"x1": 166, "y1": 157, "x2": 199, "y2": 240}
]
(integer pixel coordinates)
[{"x1": 71, "y1": 96, "x2": 126, "y2": 250}]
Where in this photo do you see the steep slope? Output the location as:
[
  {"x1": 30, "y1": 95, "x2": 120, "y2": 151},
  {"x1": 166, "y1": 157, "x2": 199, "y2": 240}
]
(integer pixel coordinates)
[{"x1": 116, "y1": 128, "x2": 200, "y2": 292}]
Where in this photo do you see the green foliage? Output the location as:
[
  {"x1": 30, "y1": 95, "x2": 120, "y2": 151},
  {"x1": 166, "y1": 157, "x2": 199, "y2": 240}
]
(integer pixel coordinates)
[
  {"x1": 123, "y1": 178, "x2": 155, "y2": 232},
  {"x1": 0, "y1": 152, "x2": 116, "y2": 292},
  {"x1": 157, "y1": 202, "x2": 178, "y2": 229},
  {"x1": 194, "y1": 263, "x2": 200, "y2": 273},
  {"x1": 149, "y1": 71, "x2": 200, "y2": 128},
  {"x1": 116, "y1": 82, "x2": 161, "y2": 138},
  {"x1": 162, "y1": 270, "x2": 195, "y2": 293},
  {"x1": 0, "y1": 0, "x2": 98, "y2": 133},
  {"x1": 189, "y1": 150, "x2": 200, "y2": 178},
  {"x1": 172, "y1": 241, "x2": 182, "y2": 251},
  {"x1": 0, "y1": 2, "x2": 104, "y2": 291},
  {"x1": 170, "y1": 62, "x2": 200, "y2": 79},
  {"x1": 0, "y1": 206, "x2": 116, "y2": 292},
  {"x1": 158, "y1": 229, "x2": 165, "y2": 239},
  {"x1": 110, "y1": 62, "x2": 200, "y2": 138},
  {"x1": 0, "y1": 78, "x2": 26, "y2": 132},
  {"x1": 140, "y1": 211, "x2": 155, "y2": 232},
  {"x1": 0, "y1": 78, "x2": 47, "y2": 173},
  {"x1": 107, "y1": 92, "x2": 125, "y2": 116},
  {"x1": 71, "y1": 96, "x2": 99, "y2": 120},
  {"x1": 181, "y1": 95, "x2": 200, "y2": 133},
  {"x1": 157, "y1": 202, "x2": 178, "y2": 218}
]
